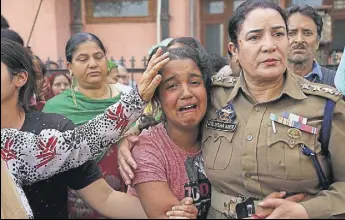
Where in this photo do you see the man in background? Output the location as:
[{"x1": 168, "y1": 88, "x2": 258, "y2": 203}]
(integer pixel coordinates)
[{"x1": 285, "y1": 4, "x2": 336, "y2": 86}]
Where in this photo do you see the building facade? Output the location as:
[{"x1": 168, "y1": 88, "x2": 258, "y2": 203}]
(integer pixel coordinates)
[{"x1": 2, "y1": 0, "x2": 344, "y2": 69}]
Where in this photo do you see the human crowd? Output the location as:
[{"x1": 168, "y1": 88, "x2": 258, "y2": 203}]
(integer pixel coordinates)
[{"x1": 1, "y1": 0, "x2": 345, "y2": 219}]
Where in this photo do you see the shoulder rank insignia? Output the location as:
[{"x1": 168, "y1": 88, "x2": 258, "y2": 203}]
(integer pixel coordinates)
[
  {"x1": 227, "y1": 77, "x2": 237, "y2": 83},
  {"x1": 301, "y1": 84, "x2": 310, "y2": 90},
  {"x1": 311, "y1": 85, "x2": 321, "y2": 91},
  {"x1": 299, "y1": 81, "x2": 343, "y2": 101},
  {"x1": 211, "y1": 74, "x2": 224, "y2": 82},
  {"x1": 322, "y1": 87, "x2": 334, "y2": 95}
]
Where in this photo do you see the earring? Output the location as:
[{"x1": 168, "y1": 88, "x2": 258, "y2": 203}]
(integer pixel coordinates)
[
  {"x1": 69, "y1": 73, "x2": 78, "y2": 107},
  {"x1": 108, "y1": 67, "x2": 111, "y2": 72}
]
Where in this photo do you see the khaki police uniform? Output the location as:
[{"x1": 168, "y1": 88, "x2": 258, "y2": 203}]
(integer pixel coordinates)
[{"x1": 202, "y1": 72, "x2": 345, "y2": 219}]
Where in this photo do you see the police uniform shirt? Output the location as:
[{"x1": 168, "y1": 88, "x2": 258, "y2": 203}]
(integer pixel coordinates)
[{"x1": 202, "y1": 72, "x2": 345, "y2": 218}]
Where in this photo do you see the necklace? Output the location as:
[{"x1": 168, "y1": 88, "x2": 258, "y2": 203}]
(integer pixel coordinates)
[{"x1": 74, "y1": 84, "x2": 113, "y2": 99}]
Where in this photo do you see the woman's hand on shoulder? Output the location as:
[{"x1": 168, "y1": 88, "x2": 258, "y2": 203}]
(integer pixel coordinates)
[
  {"x1": 117, "y1": 135, "x2": 139, "y2": 185},
  {"x1": 257, "y1": 191, "x2": 308, "y2": 219},
  {"x1": 166, "y1": 197, "x2": 198, "y2": 219},
  {"x1": 258, "y1": 199, "x2": 309, "y2": 219},
  {"x1": 255, "y1": 191, "x2": 306, "y2": 217},
  {"x1": 138, "y1": 47, "x2": 169, "y2": 102}
]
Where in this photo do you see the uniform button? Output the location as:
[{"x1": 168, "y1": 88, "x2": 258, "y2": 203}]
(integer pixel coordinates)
[
  {"x1": 245, "y1": 172, "x2": 252, "y2": 178},
  {"x1": 214, "y1": 133, "x2": 218, "y2": 138},
  {"x1": 288, "y1": 139, "x2": 295, "y2": 145},
  {"x1": 247, "y1": 135, "x2": 253, "y2": 141},
  {"x1": 255, "y1": 106, "x2": 261, "y2": 112}
]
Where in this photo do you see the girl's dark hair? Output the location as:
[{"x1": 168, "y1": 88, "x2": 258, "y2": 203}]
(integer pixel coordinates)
[
  {"x1": 167, "y1": 37, "x2": 207, "y2": 54},
  {"x1": 139, "y1": 47, "x2": 212, "y2": 133},
  {"x1": 1, "y1": 29, "x2": 24, "y2": 46},
  {"x1": 1, "y1": 15, "x2": 9, "y2": 29},
  {"x1": 228, "y1": 0, "x2": 288, "y2": 48},
  {"x1": 147, "y1": 46, "x2": 167, "y2": 63},
  {"x1": 1, "y1": 38, "x2": 37, "y2": 112},
  {"x1": 65, "y1": 32, "x2": 106, "y2": 63}
]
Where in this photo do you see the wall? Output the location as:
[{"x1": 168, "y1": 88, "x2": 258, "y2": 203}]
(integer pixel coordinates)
[
  {"x1": 81, "y1": 0, "x2": 158, "y2": 69},
  {"x1": 2, "y1": 0, "x2": 197, "y2": 75},
  {"x1": 55, "y1": 0, "x2": 72, "y2": 62},
  {"x1": 169, "y1": 0, "x2": 190, "y2": 38},
  {"x1": 1, "y1": 0, "x2": 71, "y2": 62}
]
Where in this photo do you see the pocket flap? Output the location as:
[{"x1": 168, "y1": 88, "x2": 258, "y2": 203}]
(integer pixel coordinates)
[
  {"x1": 202, "y1": 128, "x2": 235, "y2": 143},
  {"x1": 267, "y1": 123, "x2": 317, "y2": 149}
]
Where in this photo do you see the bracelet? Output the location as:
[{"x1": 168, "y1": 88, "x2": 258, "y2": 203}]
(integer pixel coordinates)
[
  {"x1": 252, "y1": 214, "x2": 269, "y2": 219},
  {"x1": 135, "y1": 85, "x2": 149, "y2": 104}
]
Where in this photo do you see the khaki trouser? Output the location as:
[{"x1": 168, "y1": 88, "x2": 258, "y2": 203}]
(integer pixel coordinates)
[
  {"x1": 207, "y1": 206, "x2": 235, "y2": 219},
  {"x1": 208, "y1": 187, "x2": 262, "y2": 219},
  {"x1": 208, "y1": 187, "x2": 245, "y2": 219}
]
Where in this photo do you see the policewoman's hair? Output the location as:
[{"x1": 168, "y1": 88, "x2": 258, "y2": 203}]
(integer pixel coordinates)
[
  {"x1": 285, "y1": 4, "x2": 323, "y2": 40},
  {"x1": 228, "y1": 0, "x2": 288, "y2": 48},
  {"x1": 1, "y1": 38, "x2": 37, "y2": 112},
  {"x1": 139, "y1": 47, "x2": 212, "y2": 133},
  {"x1": 65, "y1": 32, "x2": 106, "y2": 63},
  {"x1": 207, "y1": 53, "x2": 229, "y2": 73}
]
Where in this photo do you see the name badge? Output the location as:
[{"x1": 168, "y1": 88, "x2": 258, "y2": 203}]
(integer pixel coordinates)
[{"x1": 206, "y1": 120, "x2": 238, "y2": 132}]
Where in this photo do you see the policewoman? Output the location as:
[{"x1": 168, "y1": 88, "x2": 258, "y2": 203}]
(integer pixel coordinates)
[{"x1": 203, "y1": 0, "x2": 345, "y2": 219}]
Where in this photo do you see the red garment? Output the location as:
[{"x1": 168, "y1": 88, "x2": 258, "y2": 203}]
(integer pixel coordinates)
[
  {"x1": 67, "y1": 144, "x2": 126, "y2": 219},
  {"x1": 127, "y1": 123, "x2": 211, "y2": 219}
]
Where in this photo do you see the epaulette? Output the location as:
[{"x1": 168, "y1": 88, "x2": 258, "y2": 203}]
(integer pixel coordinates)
[
  {"x1": 299, "y1": 80, "x2": 343, "y2": 102},
  {"x1": 211, "y1": 74, "x2": 238, "y2": 88}
]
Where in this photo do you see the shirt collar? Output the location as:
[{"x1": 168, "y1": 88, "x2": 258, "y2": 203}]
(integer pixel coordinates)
[
  {"x1": 227, "y1": 71, "x2": 308, "y2": 104},
  {"x1": 304, "y1": 60, "x2": 323, "y2": 81}
]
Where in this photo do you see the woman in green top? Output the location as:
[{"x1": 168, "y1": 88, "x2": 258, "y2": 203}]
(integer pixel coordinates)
[{"x1": 43, "y1": 32, "x2": 128, "y2": 218}]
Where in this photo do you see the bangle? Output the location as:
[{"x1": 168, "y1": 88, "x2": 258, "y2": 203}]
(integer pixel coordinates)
[{"x1": 252, "y1": 214, "x2": 269, "y2": 219}]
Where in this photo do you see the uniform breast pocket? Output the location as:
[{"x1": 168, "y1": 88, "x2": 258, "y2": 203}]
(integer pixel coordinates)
[
  {"x1": 202, "y1": 129, "x2": 235, "y2": 170},
  {"x1": 266, "y1": 123, "x2": 319, "y2": 180}
]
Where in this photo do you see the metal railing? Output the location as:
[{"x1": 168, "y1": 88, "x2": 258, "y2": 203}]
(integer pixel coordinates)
[{"x1": 44, "y1": 56, "x2": 149, "y2": 86}]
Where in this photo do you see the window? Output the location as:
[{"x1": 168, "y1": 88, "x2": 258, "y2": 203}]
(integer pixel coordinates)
[
  {"x1": 86, "y1": 0, "x2": 157, "y2": 23},
  {"x1": 266, "y1": 0, "x2": 280, "y2": 5},
  {"x1": 291, "y1": 0, "x2": 322, "y2": 7},
  {"x1": 205, "y1": 24, "x2": 224, "y2": 55},
  {"x1": 233, "y1": 0, "x2": 245, "y2": 11},
  {"x1": 205, "y1": 0, "x2": 224, "y2": 14},
  {"x1": 334, "y1": 0, "x2": 345, "y2": 9},
  {"x1": 161, "y1": 0, "x2": 170, "y2": 39},
  {"x1": 332, "y1": 20, "x2": 345, "y2": 50},
  {"x1": 233, "y1": 0, "x2": 280, "y2": 11}
]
